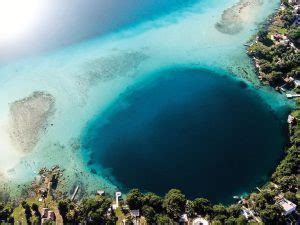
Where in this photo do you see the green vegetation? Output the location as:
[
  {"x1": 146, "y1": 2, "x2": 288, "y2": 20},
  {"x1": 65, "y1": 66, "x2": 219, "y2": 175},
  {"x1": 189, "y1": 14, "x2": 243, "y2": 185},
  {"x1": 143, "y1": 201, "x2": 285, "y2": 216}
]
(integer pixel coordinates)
[
  {"x1": 0, "y1": 202, "x2": 14, "y2": 223},
  {"x1": 248, "y1": 2, "x2": 300, "y2": 87},
  {"x1": 58, "y1": 196, "x2": 117, "y2": 224},
  {"x1": 123, "y1": 189, "x2": 248, "y2": 224}
]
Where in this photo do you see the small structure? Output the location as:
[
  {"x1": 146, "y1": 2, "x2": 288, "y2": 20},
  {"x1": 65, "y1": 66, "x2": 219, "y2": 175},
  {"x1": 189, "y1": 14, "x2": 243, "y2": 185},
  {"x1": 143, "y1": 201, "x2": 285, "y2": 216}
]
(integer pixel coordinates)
[
  {"x1": 41, "y1": 208, "x2": 56, "y2": 224},
  {"x1": 286, "y1": 93, "x2": 300, "y2": 98},
  {"x1": 294, "y1": 5, "x2": 300, "y2": 14},
  {"x1": 241, "y1": 207, "x2": 255, "y2": 220},
  {"x1": 97, "y1": 190, "x2": 105, "y2": 196},
  {"x1": 277, "y1": 198, "x2": 297, "y2": 216},
  {"x1": 284, "y1": 76, "x2": 294, "y2": 83},
  {"x1": 294, "y1": 79, "x2": 300, "y2": 88},
  {"x1": 272, "y1": 33, "x2": 290, "y2": 45},
  {"x1": 130, "y1": 209, "x2": 140, "y2": 225},
  {"x1": 71, "y1": 186, "x2": 79, "y2": 201},
  {"x1": 48, "y1": 211, "x2": 56, "y2": 220},
  {"x1": 179, "y1": 214, "x2": 188, "y2": 224},
  {"x1": 192, "y1": 217, "x2": 209, "y2": 225},
  {"x1": 112, "y1": 191, "x2": 122, "y2": 209},
  {"x1": 122, "y1": 219, "x2": 132, "y2": 225},
  {"x1": 41, "y1": 208, "x2": 49, "y2": 218},
  {"x1": 130, "y1": 209, "x2": 140, "y2": 218},
  {"x1": 288, "y1": 115, "x2": 297, "y2": 124},
  {"x1": 288, "y1": 0, "x2": 300, "y2": 5},
  {"x1": 38, "y1": 188, "x2": 48, "y2": 198}
]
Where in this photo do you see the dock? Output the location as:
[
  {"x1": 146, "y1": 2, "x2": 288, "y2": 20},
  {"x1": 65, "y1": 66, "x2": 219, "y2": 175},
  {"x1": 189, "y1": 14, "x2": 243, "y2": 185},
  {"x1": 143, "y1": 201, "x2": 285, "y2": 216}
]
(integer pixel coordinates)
[
  {"x1": 286, "y1": 93, "x2": 300, "y2": 98},
  {"x1": 71, "y1": 186, "x2": 79, "y2": 201}
]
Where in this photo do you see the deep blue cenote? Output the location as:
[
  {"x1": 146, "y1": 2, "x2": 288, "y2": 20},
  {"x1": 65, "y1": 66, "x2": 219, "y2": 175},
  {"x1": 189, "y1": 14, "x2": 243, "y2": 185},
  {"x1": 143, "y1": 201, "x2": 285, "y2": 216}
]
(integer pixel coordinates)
[{"x1": 84, "y1": 68, "x2": 289, "y2": 203}]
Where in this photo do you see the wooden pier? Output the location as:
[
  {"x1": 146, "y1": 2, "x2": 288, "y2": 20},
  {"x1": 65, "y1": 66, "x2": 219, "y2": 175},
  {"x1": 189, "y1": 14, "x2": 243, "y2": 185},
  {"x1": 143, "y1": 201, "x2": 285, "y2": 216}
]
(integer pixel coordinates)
[{"x1": 71, "y1": 186, "x2": 79, "y2": 201}]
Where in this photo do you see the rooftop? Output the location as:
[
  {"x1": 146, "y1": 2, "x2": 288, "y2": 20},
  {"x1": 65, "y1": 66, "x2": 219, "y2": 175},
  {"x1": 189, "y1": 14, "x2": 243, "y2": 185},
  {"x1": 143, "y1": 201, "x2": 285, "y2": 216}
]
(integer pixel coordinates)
[{"x1": 277, "y1": 198, "x2": 297, "y2": 215}]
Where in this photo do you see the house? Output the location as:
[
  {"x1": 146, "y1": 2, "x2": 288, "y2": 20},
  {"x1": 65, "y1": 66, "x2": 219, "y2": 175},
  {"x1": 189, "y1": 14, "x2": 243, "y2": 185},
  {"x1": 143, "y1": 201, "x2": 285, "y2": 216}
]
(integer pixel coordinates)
[
  {"x1": 38, "y1": 187, "x2": 48, "y2": 198},
  {"x1": 41, "y1": 208, "x2": 49, "y2": 218},
  {"x1": 294, "y1": 79, "x2": 300, "y2": 88},
  {"x1": 130, "y1": 209, "x2": 140, "y2": 218},
  {"x1": 289, "y1": 0, "x2": 300, "y2": 5},
  {"x1": 179, "y1": 214, "x2": 188, "y2": 224},
  {"x1": 293, "y1": 15, "x2": 300, "y2": 25},
  {"x1": 287, "y1": 115, "x2": 297, "y2": 124},
  {"x1": 272, "y1": 34, "x2": 290, "y2": 45},
  {"x1": 273, "y1": 33, "x2": 283, "y2": 41},
  {"x1": 284, "y1": 76, "x2": 294, "y2": 83},
  {"x1": 241, "y1": 208, "x2": 254, "y2": 220},
  {"x1": 277, "y1": 198, "x2": 297, "y2": 216},
  {"x1": 97, "y1": 190, "x2": 105, "y2": 196},
  {"x1": 122, "y1": 219, "x2": 132, "y2": 225},
  {"x1": 48, "y1": 211, "x2": 55, "y2": 220},
  {"x1": 294, "y1": 5, "x2": 300, "y2": 14},
  {"x1": 41, "y1": 208, "x2": 56, "y2": 224},
  {"x1": 129, "y1": 210, "x2": 140, "y2": 225},
  {"x1": 192, "y1": 217, "x2": 209, "y2": 225}
]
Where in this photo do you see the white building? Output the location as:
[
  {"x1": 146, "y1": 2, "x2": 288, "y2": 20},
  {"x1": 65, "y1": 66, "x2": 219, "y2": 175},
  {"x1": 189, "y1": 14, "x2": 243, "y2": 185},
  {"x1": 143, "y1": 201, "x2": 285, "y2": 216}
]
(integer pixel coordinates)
[
  {"x1": 130, "y1": 209, "x2": 140, "y2": 217},
  {"x1": 112, "y1": 191, "x2": 122, "y2": 209},
  {"x1": 179, "y1": 214, "x2": 188, "y2": 224},
  {"x1": 241, "y1": 208, "x2": 254, "y2": 220},
  {"x1": 192, "y1": 217, "x2": 209, "y2": 225},
  {"x1": 294, "y1": 80, "x2": 300, "y2": 88},
  {"x1": 289, "y1": 0, "x2": 300, "y2": 5},
  {"x1": 277, "y1": 198, "x2": 297, "y2": 216}
]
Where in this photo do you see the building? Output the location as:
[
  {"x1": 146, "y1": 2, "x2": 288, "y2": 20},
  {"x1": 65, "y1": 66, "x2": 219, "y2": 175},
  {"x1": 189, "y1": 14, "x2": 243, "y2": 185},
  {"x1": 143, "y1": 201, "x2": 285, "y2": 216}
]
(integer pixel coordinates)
[
  {"x1": 192, "y1": 217, "x2": 209, "y2": 225},
  {"x1": 97, "y1": 190, "x2": 105, "y2": 196},
  {"x1": 287, "y1": 115, "x2": 297, "y2": 124},
  {"x1": 41, "y1": 208, "x2": 56, "y2": 224},
  {"x1": 41, "y1": 208, "x2": 49, "y2": 218},
  {"x1": 130, "y1": 209, "x2": 140, "y2": 218},
  {"x1": 112, "y1": 191, "x2": 122, "y2": 209},
  {"x1": 277, "y1": 198, "x2": 297, "y2": 216},
  {"x1": 130, "y1": 209, "x2": 140, "y2": 225},
  {"x1": 241, "y1": 208, "x2": 254, "y2": 220},
  {"x1": 289, "y1": 0, "x2": 300, "y2": 5},
  {"x1": 179, "y1": 214, "x2": 188, "y2": 224},
  {"x1": 294, "y1": 79, "x2": 300, "y2": 88}
]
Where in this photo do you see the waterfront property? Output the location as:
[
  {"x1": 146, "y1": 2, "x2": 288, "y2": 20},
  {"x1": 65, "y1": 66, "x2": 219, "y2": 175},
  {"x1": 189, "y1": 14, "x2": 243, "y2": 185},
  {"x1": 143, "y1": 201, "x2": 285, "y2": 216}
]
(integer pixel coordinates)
[
  {"x1": 192, "y1": 217, "x2": 209, "y2": 225},
  {"x1": 277, "y1": 198, "x2": 297, "y2": 216}
]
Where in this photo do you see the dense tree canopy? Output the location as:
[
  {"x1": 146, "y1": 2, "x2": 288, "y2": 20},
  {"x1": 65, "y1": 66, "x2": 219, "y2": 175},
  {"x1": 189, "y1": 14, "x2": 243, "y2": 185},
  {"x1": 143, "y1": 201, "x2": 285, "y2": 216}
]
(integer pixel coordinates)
[
  {"x1": 79, "y1": 196, "x2": 117, "y2": 225},
  {"x1": 126, "y1": 189, "x2": 143, "y2": 210},
  {"x1": 193, "y1": 198, "x2": 212, "y2": 216},
  {"x1": 163, "y1": 189, "x2": 187, "y2": 220}
]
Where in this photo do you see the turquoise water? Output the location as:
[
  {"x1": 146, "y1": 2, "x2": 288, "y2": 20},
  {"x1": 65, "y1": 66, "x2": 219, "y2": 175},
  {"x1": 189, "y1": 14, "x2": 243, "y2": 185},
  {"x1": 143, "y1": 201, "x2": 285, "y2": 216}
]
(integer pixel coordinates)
[
  {"x1": 84, "y1": 68, "x2": 289, "y2": 203},
  {"x1": 0, "y1": 0, "x2": 290, "y2": 202}
]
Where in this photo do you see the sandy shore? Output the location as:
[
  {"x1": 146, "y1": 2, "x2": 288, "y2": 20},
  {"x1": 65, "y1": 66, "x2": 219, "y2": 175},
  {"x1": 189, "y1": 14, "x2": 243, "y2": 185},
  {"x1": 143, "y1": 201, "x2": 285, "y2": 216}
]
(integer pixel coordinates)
[
  {"x1": 9, "y1": 91, "x2": 55, "y2": 153},
  {"x1": 215, "y1": 0, "x2": 264, "y2": 34}
]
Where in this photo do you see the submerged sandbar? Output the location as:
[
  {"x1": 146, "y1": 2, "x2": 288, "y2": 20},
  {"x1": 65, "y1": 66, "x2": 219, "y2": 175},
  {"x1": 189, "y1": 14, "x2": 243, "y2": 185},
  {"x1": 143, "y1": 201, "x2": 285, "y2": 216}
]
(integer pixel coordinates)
[{"x1": 9, "y1": 92, "x2": 55, "y2": 153}]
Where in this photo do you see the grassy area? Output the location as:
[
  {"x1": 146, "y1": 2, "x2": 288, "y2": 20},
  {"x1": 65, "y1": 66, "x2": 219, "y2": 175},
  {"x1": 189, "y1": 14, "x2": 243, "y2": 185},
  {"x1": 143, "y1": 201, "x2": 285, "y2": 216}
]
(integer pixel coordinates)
[
  {"x1": 12, "y1": 196, "x2": 63, "y2": 224},
  {"x1": 12, "y1": 205, "x2": 27, "y2": 225},
  {"x1": 115, "y1": 207, "x2": 126, "y2": 225}
]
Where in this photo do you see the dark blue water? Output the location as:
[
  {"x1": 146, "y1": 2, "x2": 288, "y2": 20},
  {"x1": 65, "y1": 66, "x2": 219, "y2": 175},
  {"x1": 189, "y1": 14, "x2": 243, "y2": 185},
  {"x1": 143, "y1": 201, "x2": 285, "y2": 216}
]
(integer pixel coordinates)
[
  {"x1": 84, "y1": 68, "x2": 288, "y2": 203},
  {"x1": 0, "y1": 0, "x2": 198, "y2": 63}
]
